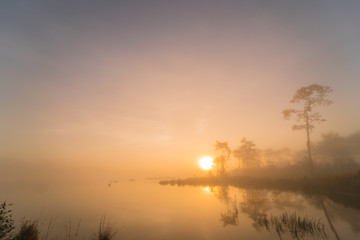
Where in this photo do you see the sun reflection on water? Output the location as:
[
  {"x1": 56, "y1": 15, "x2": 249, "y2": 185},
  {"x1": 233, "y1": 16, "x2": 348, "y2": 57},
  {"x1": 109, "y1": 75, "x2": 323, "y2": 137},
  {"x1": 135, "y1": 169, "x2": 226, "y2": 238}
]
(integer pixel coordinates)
[{"x1": 203, "y1": 186, "x2": 211, "y2": 192}]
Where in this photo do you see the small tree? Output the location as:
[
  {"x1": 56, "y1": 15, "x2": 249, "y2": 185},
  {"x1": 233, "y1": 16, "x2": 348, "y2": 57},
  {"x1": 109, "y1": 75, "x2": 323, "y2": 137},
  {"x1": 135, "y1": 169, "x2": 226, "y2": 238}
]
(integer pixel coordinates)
[
  {"x1": 214, "y1": 141, "x2": 231, "y2": 176},
  {"x1": 282, "y1": 84, "x2": 332, "y2": 177},
  {"x1": 234, "y1": 138, "x2": 261, "y2": 168}
]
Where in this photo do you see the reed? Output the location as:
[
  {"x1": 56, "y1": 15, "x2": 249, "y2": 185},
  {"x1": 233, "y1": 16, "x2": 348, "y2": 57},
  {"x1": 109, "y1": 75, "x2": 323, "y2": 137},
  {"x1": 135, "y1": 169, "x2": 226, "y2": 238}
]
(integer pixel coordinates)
[{"x1": 94, "y1": 216, "x2": 117, "y2": 240}]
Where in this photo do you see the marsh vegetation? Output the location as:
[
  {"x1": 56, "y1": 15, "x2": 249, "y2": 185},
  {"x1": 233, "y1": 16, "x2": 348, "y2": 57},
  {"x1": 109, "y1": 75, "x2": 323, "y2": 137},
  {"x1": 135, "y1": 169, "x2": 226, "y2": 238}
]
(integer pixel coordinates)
[{"x1": 0, "y1": 206, "x2": 117, "y2": 240}]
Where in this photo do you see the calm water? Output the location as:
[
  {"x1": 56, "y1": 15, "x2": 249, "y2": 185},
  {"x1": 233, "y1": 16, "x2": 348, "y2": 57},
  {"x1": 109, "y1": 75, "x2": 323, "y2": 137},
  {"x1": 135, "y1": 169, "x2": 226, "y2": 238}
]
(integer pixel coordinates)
[{"x1": 2, "y1": 179, "x2": 360, "y2": 239}]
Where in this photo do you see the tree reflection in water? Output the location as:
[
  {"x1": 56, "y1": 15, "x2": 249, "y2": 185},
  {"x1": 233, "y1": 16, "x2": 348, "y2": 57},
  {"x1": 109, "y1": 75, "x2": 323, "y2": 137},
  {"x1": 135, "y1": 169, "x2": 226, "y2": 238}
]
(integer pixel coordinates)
[
  {"x1": 209, "y1": 186, "x2": 239, "y2": 226},
  {"x1": 209, "y1": 185, "x2": 231, "y2": 203},
  {"x1": 220, "y1": 196, "x2": 239, "y2": 226},
  {"x1": 240, "y1": 189, "x2": 271, "y2": 228},
  {"x1": 239, "y1": 190, "x2": 328, "y2": 239},
  {"x1": 209, "y1": 188, "x2": 330, "y2": 239},
  {"x1": 316, "y1": 197, "x2": 340, "y2": 240},
  {"x1": 255, "y1": 212, "x2": 328, "y2": 240}
]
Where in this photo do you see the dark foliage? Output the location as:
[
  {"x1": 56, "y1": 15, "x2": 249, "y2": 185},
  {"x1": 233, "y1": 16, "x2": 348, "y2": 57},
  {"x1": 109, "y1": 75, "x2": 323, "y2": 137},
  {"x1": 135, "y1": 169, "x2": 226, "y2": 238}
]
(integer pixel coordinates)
[
  {"x1": 0, "y1": 201, "x2": 15, "y2": 239},
  {"x1": 14, "y1": 221, "x2": 39, "y2": 240}
]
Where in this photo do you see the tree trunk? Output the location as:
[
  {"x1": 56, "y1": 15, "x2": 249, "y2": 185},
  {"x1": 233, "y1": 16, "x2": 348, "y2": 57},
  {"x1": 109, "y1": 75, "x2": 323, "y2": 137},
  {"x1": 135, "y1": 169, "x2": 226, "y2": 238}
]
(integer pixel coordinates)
[{"x1": 305, "y1": 112, "x2": 314, "y2": 178}]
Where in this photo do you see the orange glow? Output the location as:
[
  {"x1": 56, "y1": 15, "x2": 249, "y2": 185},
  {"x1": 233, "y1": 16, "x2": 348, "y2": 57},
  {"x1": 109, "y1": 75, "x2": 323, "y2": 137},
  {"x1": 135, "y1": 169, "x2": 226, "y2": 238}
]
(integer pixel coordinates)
[
  {"x1": 198, "y1": 156, "x2": 214, "y2": 170},
  {"x1": 203, "y1": 186, "x2": 211, "y2": 192}
]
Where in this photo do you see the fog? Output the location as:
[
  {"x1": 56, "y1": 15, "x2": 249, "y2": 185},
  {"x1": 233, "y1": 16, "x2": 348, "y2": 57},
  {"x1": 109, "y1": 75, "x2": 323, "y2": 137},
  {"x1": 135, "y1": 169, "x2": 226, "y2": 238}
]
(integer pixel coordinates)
[
  {"x1": 2, "y1": 1, "x2": 360, "y2": 239},
  {"x1": 2, "y1": 1, "x2": 360, "y2": 179},
  {"x1": 225, "y1": 131, "x2": 360, "y2": 179}
]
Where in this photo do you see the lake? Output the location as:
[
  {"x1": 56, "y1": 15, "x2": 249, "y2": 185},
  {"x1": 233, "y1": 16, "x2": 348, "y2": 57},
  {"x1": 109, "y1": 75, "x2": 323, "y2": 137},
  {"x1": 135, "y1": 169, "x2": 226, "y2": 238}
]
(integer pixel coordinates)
[{"x1": 2, "y1": 179, "x2": 360, "y2": 239}]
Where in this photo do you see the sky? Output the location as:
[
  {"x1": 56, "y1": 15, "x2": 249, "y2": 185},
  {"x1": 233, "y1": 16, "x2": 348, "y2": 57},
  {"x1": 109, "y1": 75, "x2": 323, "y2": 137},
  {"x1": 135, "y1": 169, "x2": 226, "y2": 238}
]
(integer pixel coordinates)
[{"x1": 1, "y1": 0, "x2": 360, "y2": 178}]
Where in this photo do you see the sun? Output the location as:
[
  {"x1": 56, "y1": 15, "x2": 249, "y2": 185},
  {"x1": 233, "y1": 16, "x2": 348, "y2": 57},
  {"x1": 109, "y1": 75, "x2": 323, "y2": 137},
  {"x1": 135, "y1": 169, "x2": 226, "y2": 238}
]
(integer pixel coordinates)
[{"x1": 199, "y1": 156, "x2": 214, "y2": 170}]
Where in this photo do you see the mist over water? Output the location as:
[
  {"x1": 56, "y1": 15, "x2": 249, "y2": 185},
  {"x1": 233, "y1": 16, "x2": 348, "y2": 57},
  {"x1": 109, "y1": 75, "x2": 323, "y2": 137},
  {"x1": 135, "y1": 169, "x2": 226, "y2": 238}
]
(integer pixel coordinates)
[
  {"x1": 2, "y1": 132, "x2": 360, "y2": 239},
  {"x1": 1, "y1": 179, "x2": 359, "y2": 240}
]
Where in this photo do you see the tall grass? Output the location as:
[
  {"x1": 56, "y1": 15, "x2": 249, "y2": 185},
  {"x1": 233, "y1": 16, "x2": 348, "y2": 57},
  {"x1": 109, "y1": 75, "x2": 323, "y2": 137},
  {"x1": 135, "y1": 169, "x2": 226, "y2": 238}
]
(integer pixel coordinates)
[
  {"x1": 1, "y1": 203, "x2": 120, "y2": 240},
  {"x1": 94, "y1": 216, "x2": 117, "y2": 240},
  {"x1": 14, "y1": 220, "x2": 39, "y2": 240},
  {"x1": 64, "y1": 219, "x2": 81, "y2": 240},
  {"x1": 255, "y1": 212, "x2": 328, "y2": 239}
]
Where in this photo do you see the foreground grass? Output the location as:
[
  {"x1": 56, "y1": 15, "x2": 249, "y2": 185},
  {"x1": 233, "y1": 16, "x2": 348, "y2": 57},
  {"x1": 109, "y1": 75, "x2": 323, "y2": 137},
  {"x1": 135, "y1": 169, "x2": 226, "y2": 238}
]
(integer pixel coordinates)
[
  {"x1": 15, "y1": 220, "x2": 39, "y2": 240},
  {"x1": 96, "y1": 216, "x2": 117, "y2": 240},
  {"x1": 255, "y1": 212, "x2": 328, "y2": 240},
  {"x1": 0, "y1": 211, "x2": 117, "y2": 240}
]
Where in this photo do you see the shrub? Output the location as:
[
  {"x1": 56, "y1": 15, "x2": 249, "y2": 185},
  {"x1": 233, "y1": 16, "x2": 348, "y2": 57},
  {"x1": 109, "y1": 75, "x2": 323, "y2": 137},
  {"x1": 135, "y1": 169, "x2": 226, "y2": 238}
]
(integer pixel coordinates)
[{"x1": 0, "y1": 201, "x2": 15, "y2": 239}]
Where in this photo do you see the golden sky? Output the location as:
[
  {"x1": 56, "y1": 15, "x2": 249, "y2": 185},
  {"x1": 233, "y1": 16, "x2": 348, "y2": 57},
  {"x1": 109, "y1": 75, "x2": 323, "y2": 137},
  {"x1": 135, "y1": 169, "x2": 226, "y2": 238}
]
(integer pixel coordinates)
[{"x1": 1, "y1": 1, "x2": 360, "y2": 177}]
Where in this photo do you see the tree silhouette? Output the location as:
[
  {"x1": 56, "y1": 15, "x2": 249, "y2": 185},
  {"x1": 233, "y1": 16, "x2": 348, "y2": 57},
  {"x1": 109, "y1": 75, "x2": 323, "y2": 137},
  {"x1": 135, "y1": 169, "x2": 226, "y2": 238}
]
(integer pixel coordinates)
[
  {"x1": 214, "y1": 141, "x2": 231, "y2": 176},
  {"x1": 234, "y1": 138, "x2": 261, "y2": 168},
  {"x1": 283, "y1": 84, "x2": 332, "y2": 177}
]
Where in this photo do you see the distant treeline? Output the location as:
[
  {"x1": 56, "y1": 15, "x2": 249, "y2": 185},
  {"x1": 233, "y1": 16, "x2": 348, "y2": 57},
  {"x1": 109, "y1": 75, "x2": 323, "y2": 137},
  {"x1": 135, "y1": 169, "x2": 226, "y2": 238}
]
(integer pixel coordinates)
[{"x1": 215, "y1": 131, "x2": 360, "y2": 179}]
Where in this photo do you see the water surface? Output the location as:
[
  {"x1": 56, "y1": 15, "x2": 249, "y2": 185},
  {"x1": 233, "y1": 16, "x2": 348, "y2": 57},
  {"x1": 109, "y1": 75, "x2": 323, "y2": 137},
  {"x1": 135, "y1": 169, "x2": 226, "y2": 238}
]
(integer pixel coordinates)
[{"x1": 3, "y1": 180, "x2": 360, "y2": 239}]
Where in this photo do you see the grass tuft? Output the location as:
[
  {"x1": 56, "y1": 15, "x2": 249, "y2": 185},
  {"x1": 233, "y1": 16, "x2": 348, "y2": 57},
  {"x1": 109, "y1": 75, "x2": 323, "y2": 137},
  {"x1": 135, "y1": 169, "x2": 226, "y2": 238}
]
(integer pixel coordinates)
[
  {"x1": 15, "y1": 220, "x2": 39, "y2": 240},
  {"x1": 95, "y1": 216, "x2": 117, "y2": 240}
]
